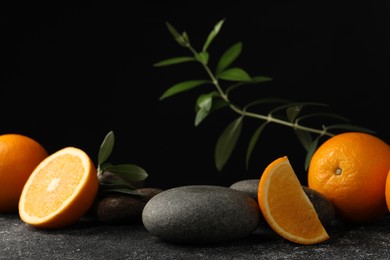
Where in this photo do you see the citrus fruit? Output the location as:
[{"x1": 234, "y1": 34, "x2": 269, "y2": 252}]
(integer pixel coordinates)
[
  {"x1": 308, "y1": 132, "x2": 390, "y2": 224},
  {"x1": 258, "y1": 156, "x2": 329, "y2": 245},
  {"x1": 0, "y1": 133, "x2": 49, "y2": 213},
  {"x1": 385, "y1": 169, "x2": 390, "y2": 211},
  {"x1": 19, "y1": 146, "x2": 99, "y2": 228}
]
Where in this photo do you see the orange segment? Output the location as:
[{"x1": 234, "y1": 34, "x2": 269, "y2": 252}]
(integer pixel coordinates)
[
  {"x1": 19, "y1": 147, "x2": 99, "y2": 229},
  {"x1": 258, "y1": 156, "x2": 329, "y2": 245}
]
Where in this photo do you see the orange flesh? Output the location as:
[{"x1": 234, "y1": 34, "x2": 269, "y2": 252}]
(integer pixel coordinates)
[
  {"x1": 22, "y1": 154, "x2": 85, "y2": 218},
  {"x1": 259, "y1": 156, "x2": 329, "y2": 244}
]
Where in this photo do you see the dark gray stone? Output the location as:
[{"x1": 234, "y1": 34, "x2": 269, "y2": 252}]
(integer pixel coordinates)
[
  {"x1": 302, "y1": 186, "x2": 337, "y2": 227},
  {"x1": 142, "y1": 185, "x2": 261, "y2": 244},
  {"x1": 229, "y1": 179, "x2": 260, "y2": 201},
  {"x1": 89, "y1": 188, "x2": 163, "y2": 224}
]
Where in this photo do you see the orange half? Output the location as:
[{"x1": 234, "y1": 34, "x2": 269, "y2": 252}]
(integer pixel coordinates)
[
  {"x1": 258, "y1": 156, "x2": 329, "y2": 245},
  {"x1": 19, "y1": 147, "x2": 99, "y2": 229}
]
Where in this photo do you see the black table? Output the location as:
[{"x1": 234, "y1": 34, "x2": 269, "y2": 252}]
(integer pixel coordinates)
[{"x1": 2, "y1": 213, "x2": 390, "y2": 259}]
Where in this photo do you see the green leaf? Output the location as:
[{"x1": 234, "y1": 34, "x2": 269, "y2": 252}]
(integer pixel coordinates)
[
  {"x1": 294, "y1": 129, "x2": 313, "y2": 152},
  {"x1": 217, "y1": 68, "x2": 251, "y2": 81},
  {"x1": 99, "y1": 183, "x2": 142, "y2": 195},
  {"x1": 202, "y1": 18, "x2": 225, "y2": 51},
  {"x1": 160, "y1": 80, "x2": 209, "y2": 100},
  {"x1": 98, "y1": 131, "x2": 115, "y2": 166},
  {"x1": 195, "y1": 97, "x2": 229, "y2": 114},
  {"x1": 195, "y1": 108, "x2": 210, "y2": 126},
  {"x1": 165, "y1": 22, "x2": 188, "y2": 47},
  {"x1": 246, "y1": 122, "x2": 268, "y2": 169},
  {"x1": 286, "y1": 105, "x2": 303, "y2": 122},
  {"x1": 295, "y1": 113, "x2": 350, "y2": 124},
  {"x1": 100, "y1": 186, "x2": 141, "y2": 196},
  {"x1": 166, "y1": 22, "x2": 181, "y2": 39},
  {"x1": 269, "y1": 102, "x2": 328, "y2": 117},
  {"x1": 99, "y1": 176, "x2": 137, "y2": 189},
  {"x1": 195, "y1": 51, "x2": 209, "y2": 64},
  {"x1": 104, "y1": 164, "x2": 148, "y2": 182},
  {"x1": 215, "y1": 116, "x2": 243, "y2": 171},
  {"x1": 216, "y1": 42, "x2": 242, "y2": 74},
  {"x1": 250, "y1": 76, "x2": 273, "y2": 83},
  {"x1": 182, "y1": 31, "x2": 190, "y2": 43},
  {"x1": 210, "y1": 98, "x2": 229, "y2": 112},
  {"x1": 325, "y1": 124, "x2": 376, "y2": 134},
  {"x1": 195, "y1": 92, "x2": 217, "y2": 126},
  {"x1": 153, "y1": 56, "x2": 196, "y2": 67},
  {"x1": 304, "y1": 137, "x2": 321, "y2": 171}
]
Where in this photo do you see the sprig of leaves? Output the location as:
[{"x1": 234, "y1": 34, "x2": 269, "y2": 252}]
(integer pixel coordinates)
[
  {"x1": 97, "y1": 131, "x2": 148, "y2": 195},
  {"x1": 155, "y1": 18, "x2": 375, "y2": 171}
]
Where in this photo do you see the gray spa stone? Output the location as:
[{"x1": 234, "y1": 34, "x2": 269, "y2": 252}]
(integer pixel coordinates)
[
  {"x1": 229, "y1": 179, "x2": 259, "y2": 201},
  {"x1": 142, "y1": 185, "x2": 260, "y2": 244}
]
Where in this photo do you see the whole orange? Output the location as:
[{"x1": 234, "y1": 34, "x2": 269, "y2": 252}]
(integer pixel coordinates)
[
  {"x1": 385, "y1": 169, "x2": 390, "y2": 212},
  {"x1": 0, "y1": 133, "x2": 49, "y2": 212},
  {"x1": 308, "y1": 132, "x2": 390, "y2": 224}
]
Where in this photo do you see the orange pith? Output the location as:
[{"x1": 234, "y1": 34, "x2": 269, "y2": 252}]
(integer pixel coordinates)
[
  {"x1": 258, "y1": 156, "x2": 329, "y2": 245},
  {"x1": 19, "y1": 147, "x2": 99, "y2": 229}
]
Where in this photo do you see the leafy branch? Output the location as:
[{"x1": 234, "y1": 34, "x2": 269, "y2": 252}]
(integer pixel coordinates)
[
  {"x1": 155, "y1": 18, "x2": 374, "y2": 171},
  {"x1": 97, "y1": 131, "x2": 148, "y2": 195}
]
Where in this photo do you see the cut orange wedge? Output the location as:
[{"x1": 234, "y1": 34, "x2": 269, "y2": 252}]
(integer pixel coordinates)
[
  {"x1": 19, "y1": 147, "x2": 99, "y2": 229},
  {"x1": 258, "y1": 156, "x2": 329, "y2": 245}
]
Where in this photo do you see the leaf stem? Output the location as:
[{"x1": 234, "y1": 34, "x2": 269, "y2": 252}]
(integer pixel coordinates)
[
  {"x1": 233, "y1": 106, "x2": 333, "y2": 137},
  {"x1": 188, "y1": 46, "x2": 229, "y2": 101},
  {"x1": 188, "y1": 43, "x2": 334, "y2": 138},
  {"x1": 159, "y1": 20, "x2": 374, "y2": 171}
]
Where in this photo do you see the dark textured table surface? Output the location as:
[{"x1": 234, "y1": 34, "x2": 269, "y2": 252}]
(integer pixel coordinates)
[{"x1": 2, "y1": 213, "x2": 390, "y2": 259}]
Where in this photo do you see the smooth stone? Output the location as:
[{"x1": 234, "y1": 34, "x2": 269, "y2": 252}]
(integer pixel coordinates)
[
  {"x1": 142, "y1": 185, "x2": 261, "y2": 244},
  {"x1": 229, "y1": 179, "x2": 271, "y2": 231},
  {"x1": 302, "y1": 186, "x2": 337, "y2": 227},
  {"x1": 90, "y1": 188, "x2": 163, "y2": 224},
  {"x1": 229, "y1": 179, "x2": 259, "y2": 201}
]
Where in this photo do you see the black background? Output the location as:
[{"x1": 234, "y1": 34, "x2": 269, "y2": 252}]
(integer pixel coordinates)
[{"x1": 2, "y1": 2, "x2": 390, "y2": 189}]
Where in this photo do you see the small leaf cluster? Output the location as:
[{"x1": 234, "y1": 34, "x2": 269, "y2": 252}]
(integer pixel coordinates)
[
  {"x1": 97, "y1": 131, "x2": 148, "y2": 195},
  {"x1": 155, "y1": 18, "x2": 374, "y2": 172}
]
